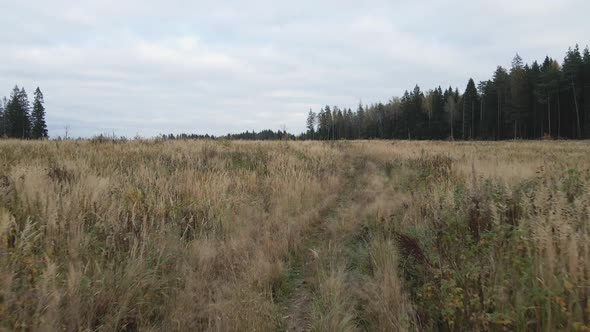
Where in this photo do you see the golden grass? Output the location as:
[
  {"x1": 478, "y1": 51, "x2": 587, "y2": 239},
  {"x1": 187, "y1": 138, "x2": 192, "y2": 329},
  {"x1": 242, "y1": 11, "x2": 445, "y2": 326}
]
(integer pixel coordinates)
[{"x1": 1, "y1": 139, "x2": 589, "y2": 331}]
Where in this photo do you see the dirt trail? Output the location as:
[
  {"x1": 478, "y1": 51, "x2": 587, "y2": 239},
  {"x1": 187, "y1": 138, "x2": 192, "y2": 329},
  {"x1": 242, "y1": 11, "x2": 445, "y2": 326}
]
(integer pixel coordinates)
[{"x1": 282, "y1": 155, "x2": 378, "y2": 331}]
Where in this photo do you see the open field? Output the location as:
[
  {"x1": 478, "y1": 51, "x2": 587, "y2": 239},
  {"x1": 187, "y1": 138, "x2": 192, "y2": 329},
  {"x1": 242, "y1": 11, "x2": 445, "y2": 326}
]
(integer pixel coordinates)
[{"x1": 1, "y1": 139, "x2": 590, "y2": 331}]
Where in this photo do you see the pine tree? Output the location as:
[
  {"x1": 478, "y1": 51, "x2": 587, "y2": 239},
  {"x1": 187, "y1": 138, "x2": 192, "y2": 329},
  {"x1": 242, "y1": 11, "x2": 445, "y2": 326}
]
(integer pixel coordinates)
[
  {"x1": 32, "y1": 87, "x2": 48, "y2": 139},
  {"x1": 356, "y1": 103, "x2": 365, "y2": 139},
  {"x1": 345, "y1": 108, "x2": 354, "y2": 139},
  {"x1": 433, "y1": 86, "x2": 447, "y2": 139},
  {"x1": 5, "y1": 86, "x2": 21, "y2": 138},
  {"x1": 538, "y1": 57, "x2": 561, "y2": 137},
  {"x1": 335, "y1": 108, "x2": 345, "y2": 139},
  {"x1": 462, "y1": 79, "x2": 479, "y2": 139},
  {"x1": 323, "y1": 106, "x2": 333, "y2": 140},
  {"x1": 478, "y1": 81, "x2": 493, "y2": 139},
  {"x1": 492, "y1": 66, "x2": 509, "y2": 139},
  {"x1": 528, "y1": 61, "x2": 542, "y2": 138},
  {"x1": 562, "y1": 45, "x2": 583, "y2": 138},
  {"x1": 318, "y1": 107, "x2": 331, "y2": 140},
  {"x1": 509, "y1": 54, "x2": 529, "y2": 139},
  {"x1": 18, "y1": 87, "x2": 32, "y2": 138},
  {"x1": 306, "y1": 109, "x2": 316, "y2": 139},
  {"x1": 4, "y1": 86, "x2": 33, "y2": 139},
  {"x1": 422, "y1": 90, "x2": 435, "y2": 132},
  {"x1": 445, "y1": 94, "x2": 457, "y2": 140}
]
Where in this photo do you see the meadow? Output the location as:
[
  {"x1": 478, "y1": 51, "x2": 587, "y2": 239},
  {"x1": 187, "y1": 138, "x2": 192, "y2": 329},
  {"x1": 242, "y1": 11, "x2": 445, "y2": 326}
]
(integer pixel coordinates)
[{"x1": 1, "y1": 139, "x2": 589, "y2": 331}]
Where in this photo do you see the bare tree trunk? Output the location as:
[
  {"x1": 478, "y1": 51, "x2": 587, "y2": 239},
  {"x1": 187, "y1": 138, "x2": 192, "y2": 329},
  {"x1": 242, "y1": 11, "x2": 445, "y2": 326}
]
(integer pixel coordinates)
[
  {"x1": 462, "y1": 101, "x2": 466, "y2": 140},
  {"x1": 533, "y1": 101, "x2": 537, "y2": 138},
  {"x1": 514, "y1": 120, "x2": 517, "y2": 140},
  {"x1": 547, "y1": 93, "x2": 551, "y2": 137},
  {"x1": 572, "y1": 76, "x2": 581, "y2": 138},
  {"x1": 480, "y1": 97, "x2": 484, "y2": 138},
  {"x1": 497, "y1": 93, "x2": 501, "y2": 140},
  {"x1": 469, "y1": 100, "x2": 475, "y2": 139},
  {"x1": 557, "y1": 84, "x2": 561, "y2": 138},
  {"x1": 450, "y1": 107, "x2": 454, "y2": 140}
]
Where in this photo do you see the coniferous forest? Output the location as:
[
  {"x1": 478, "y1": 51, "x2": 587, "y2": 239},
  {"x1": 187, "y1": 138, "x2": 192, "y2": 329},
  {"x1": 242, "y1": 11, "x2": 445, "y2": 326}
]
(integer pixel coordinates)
[
  {"x1": 304, "y1": 45, "x2": 590, "y2": 140},
  {"x1": 0, "y1": 85, "x2": 48, "y2": 139}
]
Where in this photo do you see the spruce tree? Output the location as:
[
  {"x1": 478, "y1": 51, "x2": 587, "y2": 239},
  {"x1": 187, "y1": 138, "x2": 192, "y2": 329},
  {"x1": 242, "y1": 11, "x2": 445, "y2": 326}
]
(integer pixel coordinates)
[
  {"x1": 4, "y1": 86, "x2": 33, "y2": 139},
  {"x1": 562, "y1": 46, "x2": 583, "y2": 137},
  {"x1": 317, "y1": 107, "x2": 327, "y2": 140},
  {"x1": 32, "y1": 87, "x2": 48, "y2": 139},
  {"x1": 493, "y1": 66, "x2": 509, "y2": 139},
  {"x1": 462, "y1": 79, "x2": 479, "y2": 139},
  {"x1": 306, "y1": 109, "x2": 316, "y2": 139},
  {"x1": 510, "y1": 54, "x2": 529, "y2": 139},
  {"x1": 18, "y1": 87, "x2": 32, "y2": 138},
  {"x1": 538, "y1": 57, "x2": 561, "y2": 137},
  {"x1": 356, "y1": 103, "x2": 365, "y2": 138},
  {"x1": 5, "y1": 86, "x2": 22, "y2": 138},
  {"x1": 445, "y1": 94, "x2": 457, "y2": 140},
  {"x1": 528, "y1": 61, "x2": 542, "y2": 138}
]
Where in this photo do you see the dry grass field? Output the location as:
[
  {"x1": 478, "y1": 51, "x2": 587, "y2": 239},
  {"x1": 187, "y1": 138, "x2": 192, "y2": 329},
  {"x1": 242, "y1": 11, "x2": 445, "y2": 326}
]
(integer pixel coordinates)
[{"x1": 1, "y1": 139, "x2": 590, "y2": 331}]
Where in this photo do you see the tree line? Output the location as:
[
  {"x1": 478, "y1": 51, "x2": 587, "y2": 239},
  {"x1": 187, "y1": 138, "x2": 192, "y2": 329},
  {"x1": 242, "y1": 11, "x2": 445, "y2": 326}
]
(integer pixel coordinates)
[
  {"x1": 160, "y1": 129, "x2": 294, "y2": 141},
  {"x1": 305, "y1": 45, "x2": 590, "y2": 140},
  {"x1": 0, "y1": 86, "x2": 48, "y2": 139}
]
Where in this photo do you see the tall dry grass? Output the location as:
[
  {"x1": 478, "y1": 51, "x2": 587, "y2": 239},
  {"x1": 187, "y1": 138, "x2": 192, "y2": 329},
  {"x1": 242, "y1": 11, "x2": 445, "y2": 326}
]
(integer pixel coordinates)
[
  {"x1": 1, "y1": 139, "x2": 589, "y2": 331},
  {"x1": 0, "y1": 140, "x2": 346, "y2": 331},
  {"x1": 362, "y1": 140, "x2": 590, "y2": 331}
]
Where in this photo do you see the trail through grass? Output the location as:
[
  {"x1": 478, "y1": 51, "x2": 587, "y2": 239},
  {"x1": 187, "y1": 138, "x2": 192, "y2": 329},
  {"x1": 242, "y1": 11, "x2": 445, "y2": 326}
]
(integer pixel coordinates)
[{"x1": 281, "y1": 155, "x2": 370, "y2": 331}]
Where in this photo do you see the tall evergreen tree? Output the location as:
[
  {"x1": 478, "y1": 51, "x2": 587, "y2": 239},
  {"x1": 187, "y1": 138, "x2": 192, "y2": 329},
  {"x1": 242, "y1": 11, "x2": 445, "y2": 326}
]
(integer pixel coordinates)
[
  {"x1": 562, "y1": 45, "x2": 583, "y2": 138},
  {"x1": 422, "y1": 90, "x2": 435, "y2": 134},
  {"x1": 355, "y1": 103, "x2": 365, "y2": 139},
  {"x1": 432, "y1": 86, "x2": 447, "y2": 139},
  {"x1": 318, "y1": 106, "x2": 333, "y2": 140},
  {"x1": 32, "y1": 87, "x2": 48, "y2": 139},
  {"x1": 345, "y1": 108, "x2": 354, "y2": 139},
  {"x1": 527, "y1": 61, "x2": 543, "y2": 138},
  {"x1": 5, "y1": 86, "x2": 23, "y2": 138},
  {"x1": 538, "y1": 57, "x2": 561, "y2": 137},
  {"x1": 18, "y1": 87, "x2": 32, "y2": 138},
  {"x1": 334, "y1": 107, "x2": 346, "y2": 139},
  {"x1": 462, "y1": 78, "x2": 479, "y2": 139},
  {"x1": 4, "y1": 86, "x2": 33, "y2": 139},
  {"x1": 478, "y1": 81, "x2": 493, "y2": 139},
  {"x1": 492, "y1": 66, "x2": 509, "y2": 139},
  {"x1": 445, "y1": 91, "x2": 457, "y2": 139},
  {"x1": 509, "y1": 54, "x2": 529, "y2": 138}
]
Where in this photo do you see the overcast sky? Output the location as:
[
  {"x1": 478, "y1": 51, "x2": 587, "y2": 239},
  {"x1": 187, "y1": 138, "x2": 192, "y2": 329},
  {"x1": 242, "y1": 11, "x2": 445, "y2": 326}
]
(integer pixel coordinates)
[{"x1": 1, "y1": 0, "x2": 588, "y2": 137}]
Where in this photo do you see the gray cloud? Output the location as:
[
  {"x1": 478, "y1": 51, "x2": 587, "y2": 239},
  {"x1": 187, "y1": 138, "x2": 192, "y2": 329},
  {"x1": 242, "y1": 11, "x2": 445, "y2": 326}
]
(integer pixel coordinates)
[{"x1": 0, "y1": 0, "x2": 588, "y2": 137}]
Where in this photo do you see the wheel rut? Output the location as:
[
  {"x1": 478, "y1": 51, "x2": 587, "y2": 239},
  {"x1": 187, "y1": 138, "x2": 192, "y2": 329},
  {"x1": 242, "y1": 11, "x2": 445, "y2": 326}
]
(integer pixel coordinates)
[{"x1": 281, "y1": 155, "x2": 374, "y2": 331}]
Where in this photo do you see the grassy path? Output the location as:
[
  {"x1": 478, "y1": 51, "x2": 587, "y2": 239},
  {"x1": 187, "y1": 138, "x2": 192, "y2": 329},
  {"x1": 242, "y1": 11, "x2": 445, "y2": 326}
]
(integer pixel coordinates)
[{"x1": 281, "y1": 154, "x2": 378, "y2": 331}]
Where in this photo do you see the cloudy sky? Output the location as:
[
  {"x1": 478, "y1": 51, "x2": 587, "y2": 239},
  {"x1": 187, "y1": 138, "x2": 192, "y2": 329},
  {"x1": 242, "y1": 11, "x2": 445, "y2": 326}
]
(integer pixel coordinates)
[{"x1": 1, "y1": 0, "x2": 588, "y2": 137}]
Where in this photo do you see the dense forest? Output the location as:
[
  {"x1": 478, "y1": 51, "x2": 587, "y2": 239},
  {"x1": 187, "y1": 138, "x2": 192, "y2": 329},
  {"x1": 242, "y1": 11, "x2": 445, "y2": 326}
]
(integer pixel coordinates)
[
  {"x1": 304, "y1": 45, "x2": 590, "y2": 140},
  {"x1": 0, "y1": 85, "x2": 48, "y2": 139}
]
